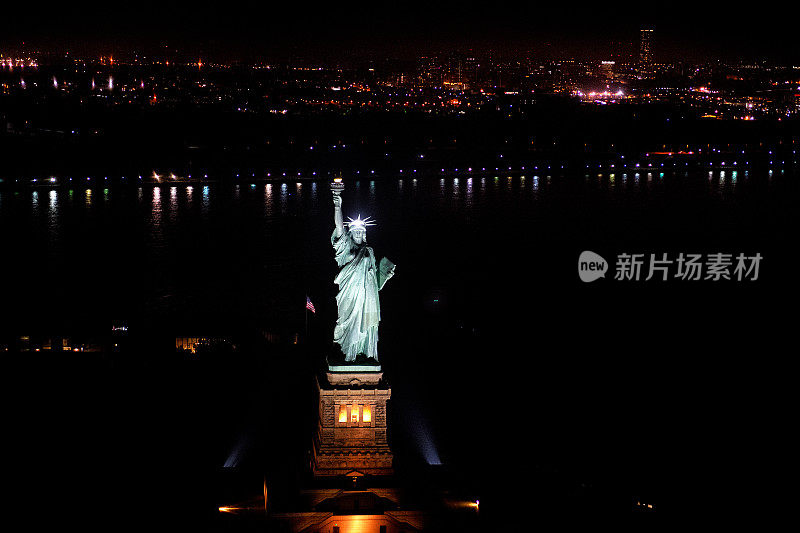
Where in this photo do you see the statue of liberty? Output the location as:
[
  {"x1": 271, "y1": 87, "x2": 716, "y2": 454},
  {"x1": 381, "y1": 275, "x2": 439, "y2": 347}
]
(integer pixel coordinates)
[{"x1": 331, "y1": 182, "x2": 395, "y2": 362}]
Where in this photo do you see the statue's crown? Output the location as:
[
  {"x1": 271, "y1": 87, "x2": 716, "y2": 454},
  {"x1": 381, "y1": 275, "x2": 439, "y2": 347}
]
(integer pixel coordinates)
[{"x1": 345, "y1": 215, "x2": 376, "y2": 231}]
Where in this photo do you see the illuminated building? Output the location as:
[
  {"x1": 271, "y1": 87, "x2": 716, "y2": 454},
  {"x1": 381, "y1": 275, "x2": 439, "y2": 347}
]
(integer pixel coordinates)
[
  {"x1": 312, "y1": 370, "x2": 393, "y2": 477},
  {"x1": 265, "y1": 369, "x2": 433, "y2": 531},
  {"x1": 464, "y1": 55, "x2": 480, "y2": 88},
  {"x1": 417, "y1": 56, "x2": 442, "y2": 87},
  {"x1": 639, "y1": 25, "x2": 655, "y2": 78},
  {"x1": 443, "y1": 52, "x2": 466, "y2": 89},
  {"x1": 600, "y1": 60, "x2": 615, "y2": 80},
  {"x1": 175, "y1": 336, "x2": 235, "y2": 354}
]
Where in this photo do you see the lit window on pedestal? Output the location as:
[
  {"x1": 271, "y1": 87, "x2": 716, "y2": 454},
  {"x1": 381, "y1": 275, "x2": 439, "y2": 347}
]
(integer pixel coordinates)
[
  {"x1": 362, "y1": 405, "x2": 372, "y2": 423},
  {"x1": 351, "y1": 405, "x2": 359, "y2": 423},
  {"x1": 338, "y1": 405, "x2": 347, "y2": 423}
]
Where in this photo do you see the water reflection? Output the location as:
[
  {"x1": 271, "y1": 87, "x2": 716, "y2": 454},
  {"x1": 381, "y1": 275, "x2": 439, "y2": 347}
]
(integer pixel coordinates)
[
  {"x1": 148, "y1": 186, "x2": 165, "y2": 247},
  {"x1": 46, "y1": 191, "x2": 59, "y2": 238},
  {"x1": 264, "y1": 184, "x2": 273, "y2": 216},
  {"x1": 168, "y1": 186, "x2": 178, "y2": 223},
  {"x1": 12, "y1": 170, "x2": 787, "y2": 275},
  {"x1": 280, "y1": 183, "x2": 288, "y2": 214}
]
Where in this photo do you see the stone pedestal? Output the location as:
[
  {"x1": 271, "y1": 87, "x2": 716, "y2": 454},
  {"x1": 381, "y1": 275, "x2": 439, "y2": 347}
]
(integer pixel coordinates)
[{"x1": 312, "y1": 369, "x2": 393, "y2": 477}]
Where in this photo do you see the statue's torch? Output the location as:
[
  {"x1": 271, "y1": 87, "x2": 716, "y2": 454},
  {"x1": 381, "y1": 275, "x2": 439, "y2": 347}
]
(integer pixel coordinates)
[{"x1": 331, "y1": 176, "x2": 345, "y2": 197}]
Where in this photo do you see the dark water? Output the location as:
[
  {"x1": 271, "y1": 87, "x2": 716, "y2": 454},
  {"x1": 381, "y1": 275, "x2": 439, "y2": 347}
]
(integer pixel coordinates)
[
  {"x1": 4, "y1": 169, "x2": 794, "y2": 329},
  {"x1": 2, "y1": 169, "x2": 797, "y2": 518}
]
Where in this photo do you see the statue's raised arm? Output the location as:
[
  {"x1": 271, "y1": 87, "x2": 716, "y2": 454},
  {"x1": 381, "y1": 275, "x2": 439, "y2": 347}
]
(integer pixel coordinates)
[
  {"x1": 330, "y1": 179, "x2": 394, "y2": 363},
  {"x1": 333, "y1": 193, "x2": 344, "y2": 238}
]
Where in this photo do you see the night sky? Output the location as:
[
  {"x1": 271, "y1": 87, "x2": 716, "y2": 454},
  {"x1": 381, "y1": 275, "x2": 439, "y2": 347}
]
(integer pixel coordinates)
[{"x1": 2, "y1": 1, "x2": 798, "y2": 62}]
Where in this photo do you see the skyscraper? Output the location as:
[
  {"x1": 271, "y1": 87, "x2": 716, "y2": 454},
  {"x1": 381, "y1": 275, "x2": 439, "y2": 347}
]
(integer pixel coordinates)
[
  {"x1": 464, "y1": 55, "x2": 480, "y2": 87},
  {"x1": 600, "y1": 60, "x2": 616, "y2": 80},
  {"x1": 417, "y1": 55, "x2": 442, "y2": 87},
  {"x1": 443, "y1": 52, "x2": 466, "y2": 89},
  {"x1": 639, "y1": 25, "x2": 655, "y2": 78}
]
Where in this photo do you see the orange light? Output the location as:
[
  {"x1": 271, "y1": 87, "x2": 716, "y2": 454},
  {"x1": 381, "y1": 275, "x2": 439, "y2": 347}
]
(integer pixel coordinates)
[
  {"x1": 351, "y1": 405, "x2": 359, "y2": 423},
  {"x1": 339, "y1": 405, "x2": 347, "y2": 423},
  {"x1": 362, "y1": 405, "x2": 371, "y2": 423}
]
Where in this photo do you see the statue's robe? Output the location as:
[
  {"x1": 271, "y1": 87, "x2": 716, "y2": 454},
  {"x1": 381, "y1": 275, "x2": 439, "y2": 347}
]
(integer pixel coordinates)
[{"x1": 332, "y1": 229, "x2": 391, "y2": 361}]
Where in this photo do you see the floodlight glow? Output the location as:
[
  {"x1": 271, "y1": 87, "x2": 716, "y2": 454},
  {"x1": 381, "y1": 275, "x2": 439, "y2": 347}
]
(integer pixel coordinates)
[{"x1": 345, "y1": 215, "x2": 376, "y2": 230}]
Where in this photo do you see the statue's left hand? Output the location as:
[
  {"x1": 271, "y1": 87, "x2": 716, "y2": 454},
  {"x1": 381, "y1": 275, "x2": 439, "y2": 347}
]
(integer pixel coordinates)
[{"x1": 377, "y1": 258, "x2": 395, "y2": 290}]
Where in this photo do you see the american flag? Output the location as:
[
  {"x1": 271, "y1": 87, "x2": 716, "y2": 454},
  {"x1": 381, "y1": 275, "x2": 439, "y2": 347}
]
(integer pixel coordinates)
[{"x1": 305, "y1": 296, "x2": 315, "y2": 314}]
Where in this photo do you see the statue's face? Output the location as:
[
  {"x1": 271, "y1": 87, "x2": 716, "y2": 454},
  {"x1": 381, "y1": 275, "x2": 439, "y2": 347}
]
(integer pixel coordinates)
[{"x1": 351, "y1": 228, "x2": 366, "y2": 244}]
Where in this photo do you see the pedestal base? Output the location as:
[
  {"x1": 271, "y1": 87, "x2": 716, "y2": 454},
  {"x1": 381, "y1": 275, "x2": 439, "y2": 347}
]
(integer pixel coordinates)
[{"x1": 313, "y1": 371, "x2": 393, "y2": 478}]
